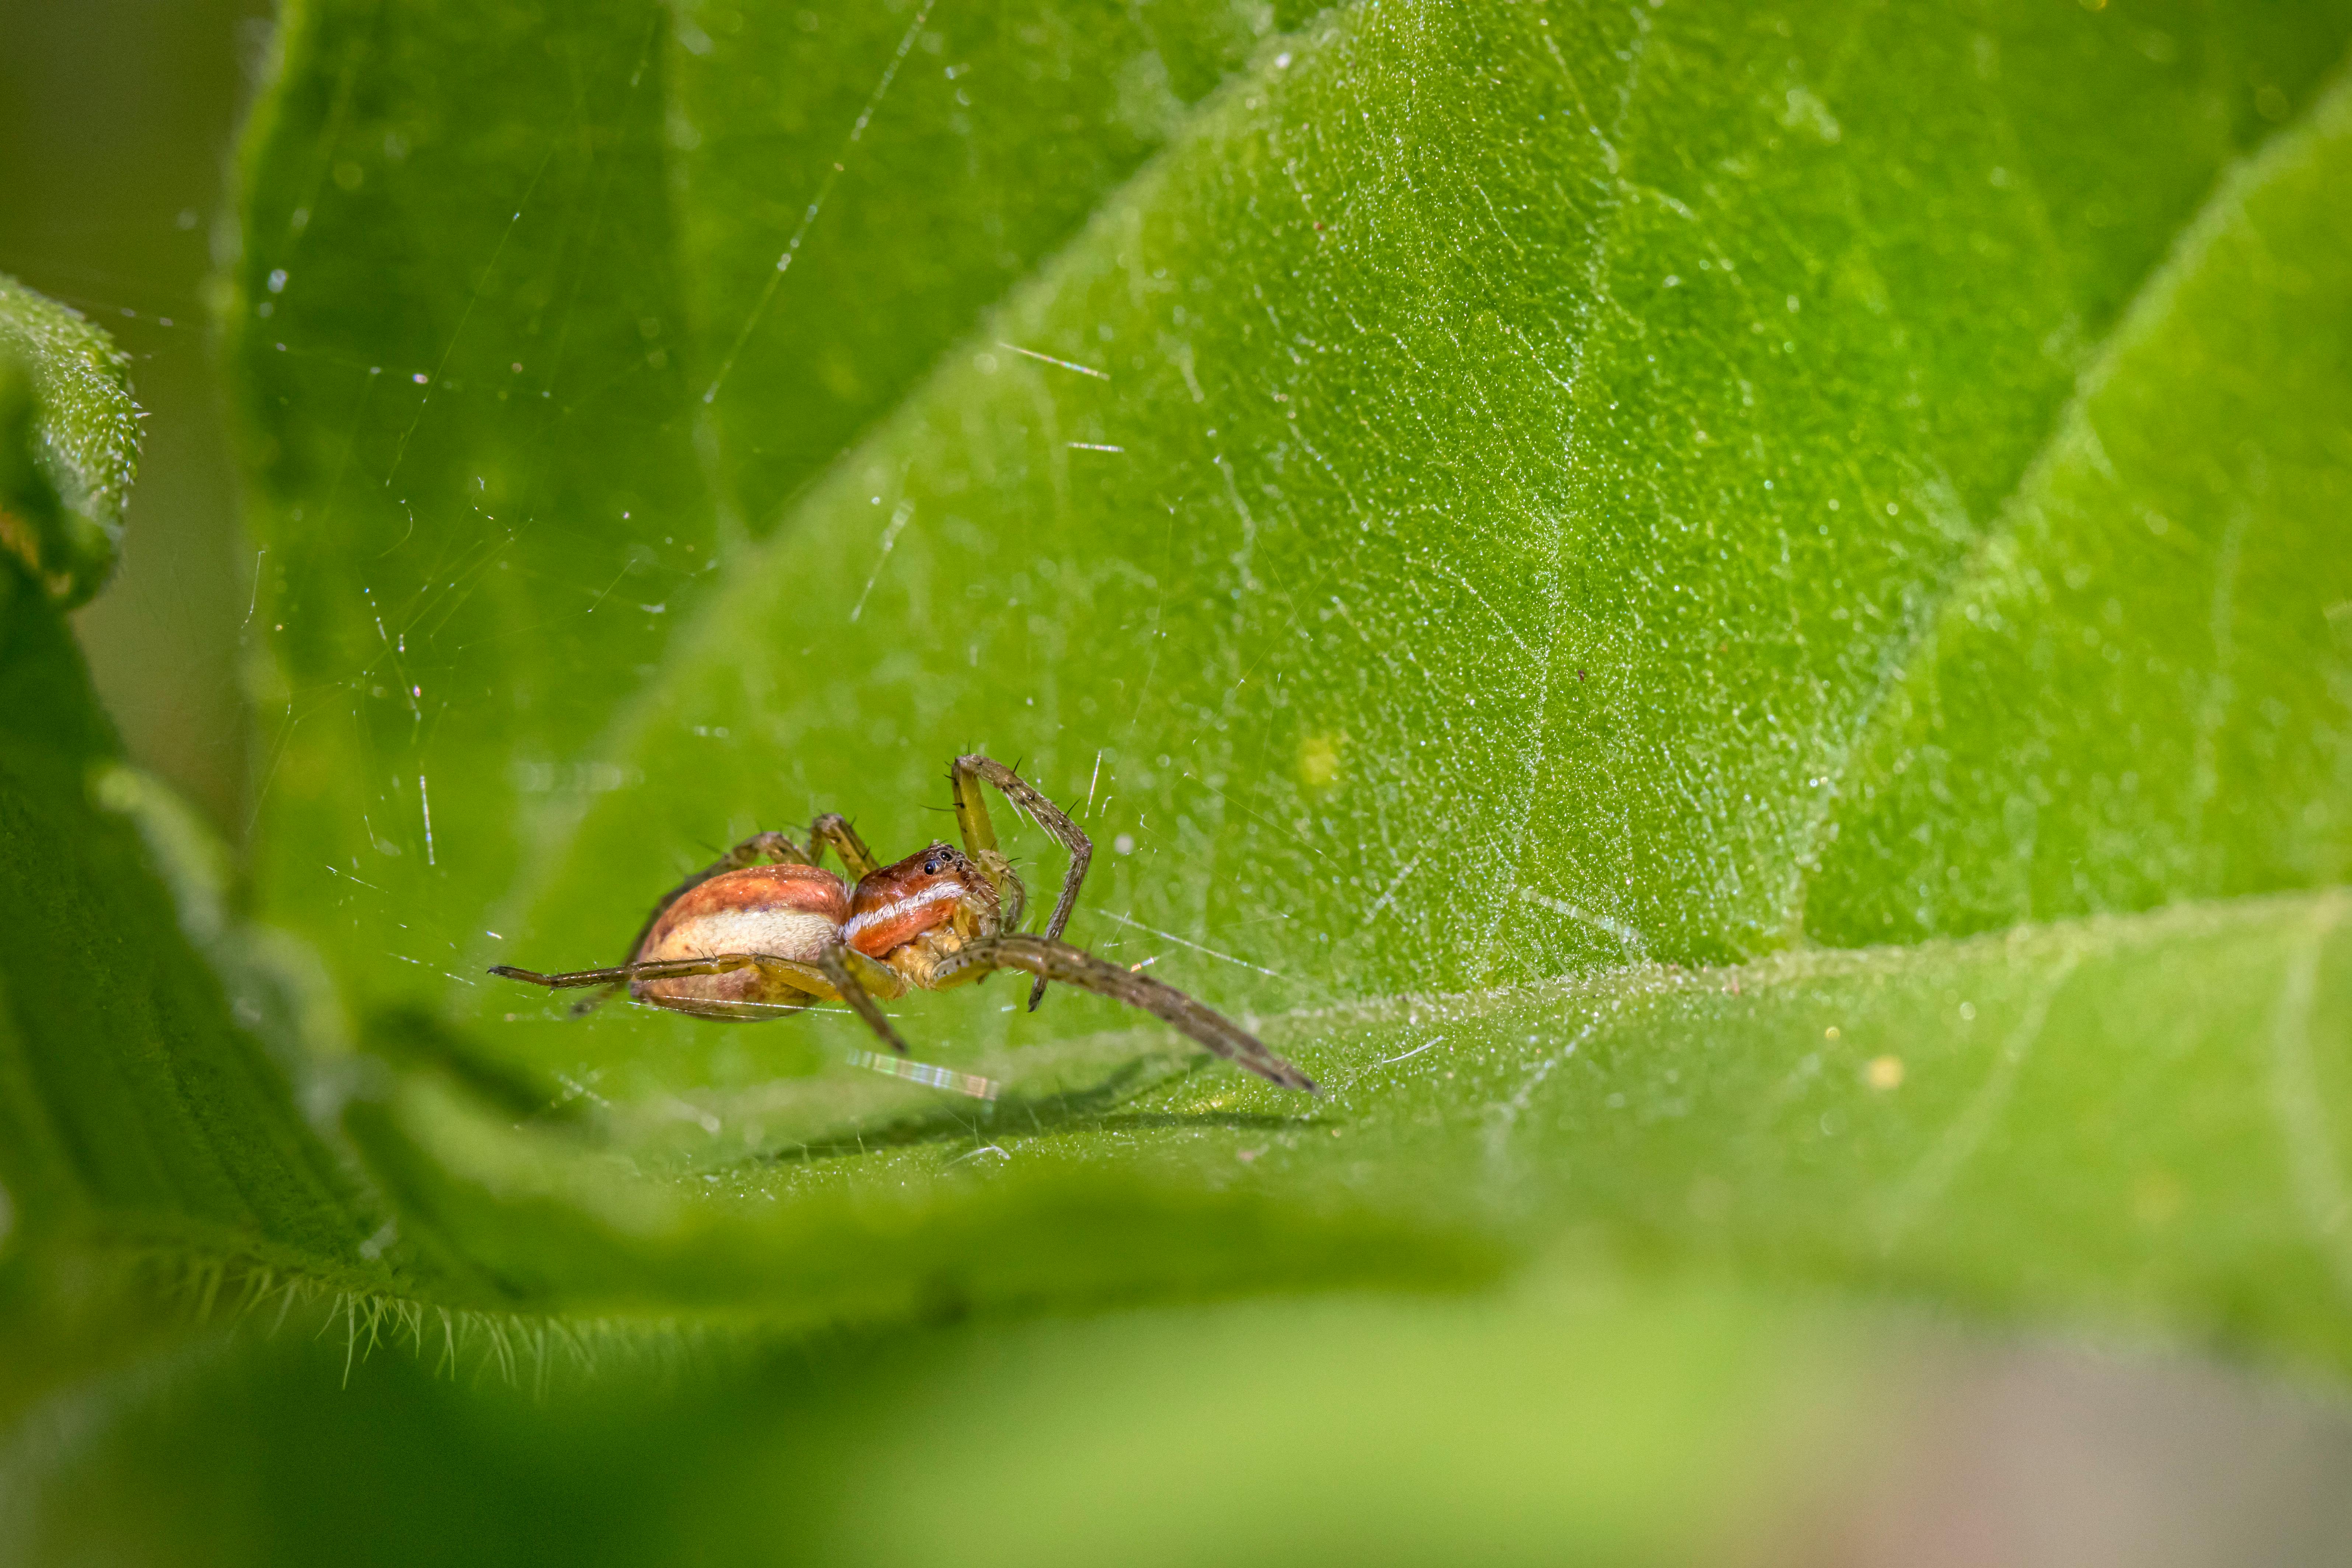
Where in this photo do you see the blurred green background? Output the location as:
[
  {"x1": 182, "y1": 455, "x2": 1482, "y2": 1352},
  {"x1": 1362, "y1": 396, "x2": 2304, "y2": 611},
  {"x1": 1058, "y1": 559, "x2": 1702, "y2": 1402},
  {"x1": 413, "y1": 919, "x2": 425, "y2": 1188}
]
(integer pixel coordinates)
[{"x1": 10, "y1": 1, "x2": 2352, "y2": 1562}]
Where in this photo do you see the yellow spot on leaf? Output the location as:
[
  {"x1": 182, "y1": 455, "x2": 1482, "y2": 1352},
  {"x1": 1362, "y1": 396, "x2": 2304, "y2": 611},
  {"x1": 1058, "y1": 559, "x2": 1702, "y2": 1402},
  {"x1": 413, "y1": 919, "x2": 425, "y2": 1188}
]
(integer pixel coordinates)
[{"x1": 1298, "y1": 733, "x2": 1343, "y2": 790}]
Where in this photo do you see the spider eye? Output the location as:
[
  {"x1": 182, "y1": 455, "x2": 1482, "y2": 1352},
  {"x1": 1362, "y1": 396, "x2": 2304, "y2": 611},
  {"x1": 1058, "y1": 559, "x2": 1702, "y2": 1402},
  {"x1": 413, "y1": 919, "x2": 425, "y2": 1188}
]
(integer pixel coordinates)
[{"x1": 923, "y1": 858, "x2": 942, "y2": 874}]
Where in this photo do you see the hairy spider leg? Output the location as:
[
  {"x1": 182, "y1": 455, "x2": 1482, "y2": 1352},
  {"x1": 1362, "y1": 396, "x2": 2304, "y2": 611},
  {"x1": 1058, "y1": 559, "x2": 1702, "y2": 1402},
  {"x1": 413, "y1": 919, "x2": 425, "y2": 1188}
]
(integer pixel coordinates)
[
  {"x1": 806, "y1": 813, "x2": 882, "y2": 878},
  {"x1": 951, "y1": 755, "x2": 1093, "y2": 1012},
  {"x1": 572, "y1": 830, "x2": 816, "y2": 1017},
  {"x1": 931, "y1": 935, "x2": 1315, "y2": 1093}
]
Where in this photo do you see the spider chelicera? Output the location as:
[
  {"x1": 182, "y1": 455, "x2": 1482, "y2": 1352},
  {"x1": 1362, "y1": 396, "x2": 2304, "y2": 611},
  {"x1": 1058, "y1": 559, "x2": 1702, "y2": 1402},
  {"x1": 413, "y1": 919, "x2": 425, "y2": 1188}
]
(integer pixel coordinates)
[{"x1": 488, "y1": 754, "x2": 1315, "y2": 1093}]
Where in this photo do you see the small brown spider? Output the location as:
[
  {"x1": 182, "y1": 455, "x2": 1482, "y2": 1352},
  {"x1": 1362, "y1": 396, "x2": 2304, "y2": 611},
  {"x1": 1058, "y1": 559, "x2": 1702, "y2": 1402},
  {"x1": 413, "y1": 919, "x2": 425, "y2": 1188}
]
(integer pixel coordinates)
[{"x1": 489, "y1": 754, "x2": 1314, "y2": 1092}]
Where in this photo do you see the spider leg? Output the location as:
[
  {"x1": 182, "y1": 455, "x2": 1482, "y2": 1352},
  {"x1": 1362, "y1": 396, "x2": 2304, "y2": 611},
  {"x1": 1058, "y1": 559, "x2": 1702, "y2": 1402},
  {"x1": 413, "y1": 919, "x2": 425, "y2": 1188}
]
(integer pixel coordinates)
[
  {"x1": 807, "y1": 813, "x2": 882, "y2": 878},
  {"x1": 932, "y1": 935, "x2": 1315, "y2": 1094},
  {"x1": 815, "y1": 942, "x2": 913, "y2": 1056},
  {"x1": 570, "y1": 830, "x2": 813, "y2": 1017},
  {"x1": 951, "y1": 755, "x2": 1093, "y2": 1013}
]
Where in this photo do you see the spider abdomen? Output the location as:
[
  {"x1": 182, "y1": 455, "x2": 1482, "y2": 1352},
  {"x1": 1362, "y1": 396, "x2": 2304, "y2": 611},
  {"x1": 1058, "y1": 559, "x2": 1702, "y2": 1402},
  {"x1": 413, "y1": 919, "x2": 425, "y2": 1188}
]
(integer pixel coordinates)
[{"x1": 633, "y1": 863, "x2": 850, "y2": 1016}]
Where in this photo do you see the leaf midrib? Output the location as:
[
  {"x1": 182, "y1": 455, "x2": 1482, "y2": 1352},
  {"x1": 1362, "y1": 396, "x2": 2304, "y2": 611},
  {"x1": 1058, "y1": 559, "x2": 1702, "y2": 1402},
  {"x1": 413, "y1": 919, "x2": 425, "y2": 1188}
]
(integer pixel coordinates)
[{"x1": 1477, "y1": 9, "x2": 1654, "y2": 978}]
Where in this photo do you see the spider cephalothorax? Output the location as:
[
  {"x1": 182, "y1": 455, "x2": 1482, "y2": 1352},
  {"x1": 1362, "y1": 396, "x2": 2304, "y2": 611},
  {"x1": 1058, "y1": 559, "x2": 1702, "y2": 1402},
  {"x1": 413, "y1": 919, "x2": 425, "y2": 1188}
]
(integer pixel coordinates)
[
  {"x1": 842, "y1": 842, "x2": 1002, "y2": 978},
  {"x1": 489, "y1": 755, "x2": 1312, "y2": 1092}
]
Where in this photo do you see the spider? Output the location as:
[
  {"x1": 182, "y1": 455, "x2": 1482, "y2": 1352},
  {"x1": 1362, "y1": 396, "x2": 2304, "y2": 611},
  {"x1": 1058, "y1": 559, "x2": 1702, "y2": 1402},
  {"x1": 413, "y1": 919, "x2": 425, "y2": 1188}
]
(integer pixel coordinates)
[{"x1": 488, "y1": 754, "x2": 1315, "y2": 1093}]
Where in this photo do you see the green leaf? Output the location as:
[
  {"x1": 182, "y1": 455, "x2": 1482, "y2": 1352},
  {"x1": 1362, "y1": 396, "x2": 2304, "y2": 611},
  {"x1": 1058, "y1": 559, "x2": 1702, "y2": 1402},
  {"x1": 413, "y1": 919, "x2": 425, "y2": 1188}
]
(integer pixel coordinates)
[
  {"x1": 359, "y1": 888, "x2": 2352, "y2": 1376},
  {"x1": 223, "y1": 0, "x2": 2352, "y2": 1365},
  {"x1": 233, "y1": 0, "x2": 1288, "y2": 1022},
  {"x1": 486, "y1": 4, "x2": 2352, "y2": 1081},
  {"x1": 346, "y1": 1067, "x2": 1499, "y2": 1317},
  {"x1": 0, "y1": 275, "x2": 139, "y2": 607},
  {"x1": 0, "y1": 285, "x2": 385, "y2": 1289},
  {"x1": 1806, "y1": 78, "x2": 2352, "y2": 942}
]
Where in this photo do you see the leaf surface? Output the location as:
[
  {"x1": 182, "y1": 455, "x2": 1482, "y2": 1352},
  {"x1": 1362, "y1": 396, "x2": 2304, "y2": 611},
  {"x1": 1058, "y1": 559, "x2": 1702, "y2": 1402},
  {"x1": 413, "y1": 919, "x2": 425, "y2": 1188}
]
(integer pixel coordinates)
[
  {"x1": 492, "y1": 3, "x2": 2352, "y2": 1090},
  {"x1": 209, "y1": 0, "x2": 2352, "y2": 1364},
  {"x1": 233, "y1": 0, "x2": 1290, "y2": 1020},
  {"x1": 1808, "y1": 79, "x2": 2352, "y2": 943},
  {"x1": 0, "y1": 275, "x2": 138, "y2": 605},
  {"x1": 387, "y1": 891, "x2": 2352, "y2": 1373}
]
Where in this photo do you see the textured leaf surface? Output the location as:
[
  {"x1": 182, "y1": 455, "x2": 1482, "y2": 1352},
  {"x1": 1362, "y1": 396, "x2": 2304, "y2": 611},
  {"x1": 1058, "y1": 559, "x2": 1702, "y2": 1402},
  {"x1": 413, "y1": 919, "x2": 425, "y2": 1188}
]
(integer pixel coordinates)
[
  {"x1": 0, "y1": 275, "x2": 138, "y2": 605},
  {"x1": 491, "y1": 4, "x2": 2352, "y2": 1088},
  {"x1": 246, "y1": 1, "x2": 2352, "y2": 1030},
  {"x1": 391, "y1": 892, "x2": 2352, "y2": 1373},
  {"x1": 233, "y1": 0, "x2": 1289, "y2": 1023},
  {"x1": 1808, "y1": 80, "x2": 2352, "y2": 942},
  {"x1": 213, "y1": 0, "x2": 2352, "y2": 1354}
]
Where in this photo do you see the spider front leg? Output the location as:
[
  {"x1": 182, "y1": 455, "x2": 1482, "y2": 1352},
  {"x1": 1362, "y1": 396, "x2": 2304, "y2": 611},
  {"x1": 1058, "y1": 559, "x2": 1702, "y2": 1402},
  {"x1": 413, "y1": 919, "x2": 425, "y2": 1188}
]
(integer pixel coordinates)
[
  {"x1": 951, "y1": 755, "x2": 1092, "y2": 1011},
  {"x1": 934, "y1": 935, "x2": 1316, "y2": 1093}
]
